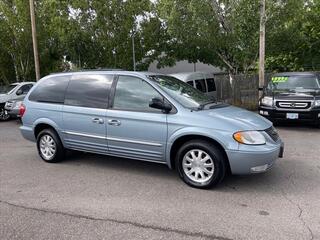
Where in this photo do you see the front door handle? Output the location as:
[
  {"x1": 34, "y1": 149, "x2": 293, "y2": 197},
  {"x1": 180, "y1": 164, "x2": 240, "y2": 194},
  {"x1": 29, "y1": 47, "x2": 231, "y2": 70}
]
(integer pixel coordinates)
[
  {"x1": 108, "y1": 119, "x2": 121, "y2": 126},
  {"x1": 92, "y1": 117, "x2": 104, "y2": 124}
]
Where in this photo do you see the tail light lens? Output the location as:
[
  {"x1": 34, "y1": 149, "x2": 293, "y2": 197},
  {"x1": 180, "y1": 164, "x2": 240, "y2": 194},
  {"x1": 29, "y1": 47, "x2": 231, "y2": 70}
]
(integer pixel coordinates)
[{"x1": 19, "y1": 103, "x2": 26, "y2": 117}]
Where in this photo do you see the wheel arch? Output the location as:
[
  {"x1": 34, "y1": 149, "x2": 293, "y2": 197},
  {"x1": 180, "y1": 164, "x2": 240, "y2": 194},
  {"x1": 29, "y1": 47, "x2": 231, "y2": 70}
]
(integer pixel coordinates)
[
  {"x1": 168, "y1": 134, "x2": 231, "y2": 172},
  {"x1": 33, "y1": 119, "x2": 64, "y2": 145}
]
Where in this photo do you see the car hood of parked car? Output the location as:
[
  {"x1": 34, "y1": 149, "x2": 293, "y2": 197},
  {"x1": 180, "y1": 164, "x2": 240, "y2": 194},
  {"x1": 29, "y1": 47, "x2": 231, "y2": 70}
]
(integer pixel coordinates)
[
  {"x1": 196, "y1": 105, "x2": 272, "y2": 131},
  {"x1": 266, "y1": 89, "x2": 320, "y2": 100},
  {"x1": 0, "y1": 94, "x2": 11, "y2": 104}
]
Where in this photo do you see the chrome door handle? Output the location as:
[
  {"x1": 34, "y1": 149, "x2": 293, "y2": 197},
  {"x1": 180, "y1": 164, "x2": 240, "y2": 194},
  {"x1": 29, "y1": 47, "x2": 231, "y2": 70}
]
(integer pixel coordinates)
[
  {"x1": 92, "y1": 118, "x2": 104, "y2": 124},
  {"x1": 108, "y1": 119, "x2": 121, "y2": 126}
]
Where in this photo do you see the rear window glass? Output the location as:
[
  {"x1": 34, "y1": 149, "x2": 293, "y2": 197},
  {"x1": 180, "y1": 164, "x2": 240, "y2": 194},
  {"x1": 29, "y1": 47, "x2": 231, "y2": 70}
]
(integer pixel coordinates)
[
  {"x1": 29, "y1": 76, "x2": 70, "y2": 103},
  {"x1": 206, "y1": 78, "x2": 216, "y2": 92},
  {"x1": 64, "y1": 74, "x2": 113, "y2": 109},
  {"x1": 195, "y1": 79, "x2": 207, "y2": 93}
]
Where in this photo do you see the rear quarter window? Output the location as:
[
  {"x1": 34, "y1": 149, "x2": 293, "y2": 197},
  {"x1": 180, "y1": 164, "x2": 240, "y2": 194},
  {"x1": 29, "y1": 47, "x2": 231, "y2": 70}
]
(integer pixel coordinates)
[{"x1": 29, "y1": 76, "x2": 70, "y2": 103}]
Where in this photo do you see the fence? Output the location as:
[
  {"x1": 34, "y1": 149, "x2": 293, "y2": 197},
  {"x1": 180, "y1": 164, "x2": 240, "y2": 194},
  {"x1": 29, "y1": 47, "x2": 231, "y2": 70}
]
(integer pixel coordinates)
[{"x1": 214, "y1": 73, "x2": 272, "y2": 110}]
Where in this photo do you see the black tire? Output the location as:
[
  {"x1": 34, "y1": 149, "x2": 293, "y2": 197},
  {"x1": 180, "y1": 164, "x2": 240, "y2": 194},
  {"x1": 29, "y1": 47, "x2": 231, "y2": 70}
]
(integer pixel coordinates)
[
  {"x1": 36, "y1": 129, "x2": 65, "y2": 163},
  {"x1": 175, "y1": 140, "x2": 226, "y2": 189},
  {"x1": 0, "y1": 107, "x2": 10, "y2": 121}
]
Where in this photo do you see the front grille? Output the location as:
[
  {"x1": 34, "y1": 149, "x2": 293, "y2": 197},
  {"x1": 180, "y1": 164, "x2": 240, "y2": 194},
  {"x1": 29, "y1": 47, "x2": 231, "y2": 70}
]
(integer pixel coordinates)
[
  {"x1": 265, "y1": 126, "x2": 280, "y2": 142},
  {"x1": 276, "y1": 101, "x2": 311, "y2": 110}
]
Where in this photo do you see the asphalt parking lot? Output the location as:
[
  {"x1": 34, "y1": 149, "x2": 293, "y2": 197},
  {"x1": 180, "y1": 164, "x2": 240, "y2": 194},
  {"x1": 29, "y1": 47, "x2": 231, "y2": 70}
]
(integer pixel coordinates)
[{"x1": 0, "y1": 120, "x2": 319, "y2": 240}]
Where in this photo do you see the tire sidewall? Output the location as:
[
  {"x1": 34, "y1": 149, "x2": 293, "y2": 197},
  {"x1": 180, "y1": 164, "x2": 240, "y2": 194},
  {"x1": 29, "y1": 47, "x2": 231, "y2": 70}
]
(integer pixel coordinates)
[
  {"x1": 176, "y1": 141, "x2": 226, "y2": 189},
  {"x1": 37, "y1": 129, "x2": 64, "y2": 163}
]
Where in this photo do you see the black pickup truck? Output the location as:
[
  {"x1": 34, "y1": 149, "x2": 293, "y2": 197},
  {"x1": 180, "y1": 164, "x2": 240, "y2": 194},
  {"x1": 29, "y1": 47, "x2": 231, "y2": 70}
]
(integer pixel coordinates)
[{"x1": 259, "y1": 72, "x2": 320, "y2": 127}]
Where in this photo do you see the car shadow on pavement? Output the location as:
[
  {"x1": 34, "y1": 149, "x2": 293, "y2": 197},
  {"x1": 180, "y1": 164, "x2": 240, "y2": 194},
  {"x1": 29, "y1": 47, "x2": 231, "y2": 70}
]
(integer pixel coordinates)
[
  {"x1": 61, "y1": 150, "x2": 313, "y2": 193},
  {"x1": 63, "y1": 151, "x2": 178, "y2": 180}
]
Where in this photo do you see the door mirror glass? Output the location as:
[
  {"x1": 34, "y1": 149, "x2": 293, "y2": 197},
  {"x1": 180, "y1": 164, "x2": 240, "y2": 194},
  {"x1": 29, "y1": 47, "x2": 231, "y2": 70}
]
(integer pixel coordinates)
[{"x1": 149, "y1": 97, "x2": 172, "y2": 113}]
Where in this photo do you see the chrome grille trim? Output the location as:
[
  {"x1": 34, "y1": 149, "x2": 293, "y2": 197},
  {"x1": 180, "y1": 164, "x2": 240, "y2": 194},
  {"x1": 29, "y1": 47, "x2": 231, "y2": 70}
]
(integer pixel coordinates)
[{"x1": 275, "y1": 100, "x2": 312, "y2": 110}]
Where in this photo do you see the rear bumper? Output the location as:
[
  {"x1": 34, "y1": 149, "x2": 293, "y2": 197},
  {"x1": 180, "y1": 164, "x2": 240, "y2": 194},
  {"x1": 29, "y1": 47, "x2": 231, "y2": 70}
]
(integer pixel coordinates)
[
  {"x1": 259, "y1": 106, "x2": 320, "y2": 124},
  {"x1": 226, "y1": 141, "x2": 283, "y2": 175},
  {"x1": 20, "y1": 125, "x2": 36, "y2": 142}
]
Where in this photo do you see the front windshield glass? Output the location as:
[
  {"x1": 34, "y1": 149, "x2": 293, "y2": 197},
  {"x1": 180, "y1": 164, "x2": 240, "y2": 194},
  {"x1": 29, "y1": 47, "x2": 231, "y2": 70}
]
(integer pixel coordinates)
[
  {"x1": 148, "y1": 75, "x2": 211, "y2": 108},
  {"x1": 0, "y1": 84, "x2": 17, "y2": 94},
  {"x1": 269, "y1": 75, "x2": 320, "y2": 90}
]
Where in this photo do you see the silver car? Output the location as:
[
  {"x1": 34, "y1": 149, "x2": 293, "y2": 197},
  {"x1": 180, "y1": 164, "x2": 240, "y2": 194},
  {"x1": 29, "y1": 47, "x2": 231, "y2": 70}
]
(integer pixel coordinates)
[
  {"x1": 170, "y1": 72, "x2": 217, "y2": 99},
  {"x1": 5, "y1": 95, "x2": 26, "y2": 118},
  {"x1": 20, "y1": 71, "x2": 284, "y2": 189},
  {"x1": 0, "y1": 82, "x2": 35, "y2": 120}
]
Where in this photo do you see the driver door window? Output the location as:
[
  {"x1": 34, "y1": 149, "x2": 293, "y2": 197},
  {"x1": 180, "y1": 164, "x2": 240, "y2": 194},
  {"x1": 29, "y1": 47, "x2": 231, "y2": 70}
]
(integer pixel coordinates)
[{"x1": 113, "y1": 76, "x2": 163, "y2": 112}]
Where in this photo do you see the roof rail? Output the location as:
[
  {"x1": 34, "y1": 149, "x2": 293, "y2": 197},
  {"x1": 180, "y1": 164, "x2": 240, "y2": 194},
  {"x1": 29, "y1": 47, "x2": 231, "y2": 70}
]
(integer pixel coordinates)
[{"x1": 49, "y1": 68, "x2": 125, "y2": 75}]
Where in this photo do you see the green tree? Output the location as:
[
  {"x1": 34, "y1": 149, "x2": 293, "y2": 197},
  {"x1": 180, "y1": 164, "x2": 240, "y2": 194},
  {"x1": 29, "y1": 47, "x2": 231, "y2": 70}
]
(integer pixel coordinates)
[
  {"x1": 157, "y1": 0, "x2": 261, "y2": 74},
  {"x1": 0, "y1": 0, "x2": 33, "y2": 82}
]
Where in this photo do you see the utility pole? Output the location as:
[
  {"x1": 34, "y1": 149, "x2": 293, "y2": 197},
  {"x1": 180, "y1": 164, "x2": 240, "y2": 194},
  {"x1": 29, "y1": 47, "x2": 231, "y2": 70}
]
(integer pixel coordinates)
[
  {"x1": 132, "y1": 32, "x2": 136, "y2": 71},
  {"x1": 259, "y1": 0, "x2": 266, "y2": 98},
  {"x1": 29, "y1": 0, "x2": 40, "y2": 81}
]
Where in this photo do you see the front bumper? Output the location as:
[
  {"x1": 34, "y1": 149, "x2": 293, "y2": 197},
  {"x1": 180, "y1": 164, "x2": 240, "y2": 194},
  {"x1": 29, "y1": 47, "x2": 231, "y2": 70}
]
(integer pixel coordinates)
[
  {"x1": 226, "y1": 141, "x2": 283, "y2": 175},
  {"x1": 259, "y1": 106, "x2": 320, "y2": 124}
]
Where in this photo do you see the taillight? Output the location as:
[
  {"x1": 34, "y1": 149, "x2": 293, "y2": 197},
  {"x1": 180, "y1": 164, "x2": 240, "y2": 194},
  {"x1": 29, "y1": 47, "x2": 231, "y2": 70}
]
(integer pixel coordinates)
[{"x1": 19, "y1": 104, "x2": 26, "y2": 117}]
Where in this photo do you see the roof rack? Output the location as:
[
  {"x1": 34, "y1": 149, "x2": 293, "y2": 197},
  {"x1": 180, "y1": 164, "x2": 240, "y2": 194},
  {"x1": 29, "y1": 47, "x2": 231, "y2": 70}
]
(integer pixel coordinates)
[{"x1": 49, "y1": 68, "x2": 125, "y2": 75}]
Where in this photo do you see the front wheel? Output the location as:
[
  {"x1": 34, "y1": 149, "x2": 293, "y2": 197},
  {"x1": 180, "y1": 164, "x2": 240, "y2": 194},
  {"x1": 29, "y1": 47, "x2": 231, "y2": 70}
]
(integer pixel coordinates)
[
  {"x1": 176, "y1": 140, "x2": 227, "y2": 189},
  {"x1": 37, "y1": 129, "x2": 65, "y2": 163}
]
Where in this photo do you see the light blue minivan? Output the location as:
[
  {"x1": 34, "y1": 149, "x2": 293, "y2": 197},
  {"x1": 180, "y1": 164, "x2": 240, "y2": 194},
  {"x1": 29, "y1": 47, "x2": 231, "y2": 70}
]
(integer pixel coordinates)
[{"x1": 20, "y1": 71, "x2": 284, "y2": 188}]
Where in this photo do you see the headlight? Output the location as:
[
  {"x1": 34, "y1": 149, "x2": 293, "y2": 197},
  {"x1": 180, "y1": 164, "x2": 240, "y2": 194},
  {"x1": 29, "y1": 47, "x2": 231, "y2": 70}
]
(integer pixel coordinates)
[
  {"x1": 233, "y1": 131, "x2": 266, "y2": 145},
  {"x1": 314, "y1": 100, "x2": 320, "y2": 107},
  {"x1": 260, "y1": 97, "x2": 273, "y2": 107}
]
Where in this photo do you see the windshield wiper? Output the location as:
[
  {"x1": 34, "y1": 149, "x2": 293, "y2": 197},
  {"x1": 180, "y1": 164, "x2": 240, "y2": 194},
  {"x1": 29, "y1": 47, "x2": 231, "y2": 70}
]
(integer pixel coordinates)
[{"x1": 197, "y1": 100, "x2": 217, "y2": 110}]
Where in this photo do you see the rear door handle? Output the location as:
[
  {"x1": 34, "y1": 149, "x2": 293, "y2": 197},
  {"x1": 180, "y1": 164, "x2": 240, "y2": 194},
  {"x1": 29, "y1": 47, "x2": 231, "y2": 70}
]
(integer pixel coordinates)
[
  {"x1": 108, "y1": 119, "x2": 121, "y2": 126},
  {"x1": 92, "y1": 117, "x2": 104, "y2": 124}
]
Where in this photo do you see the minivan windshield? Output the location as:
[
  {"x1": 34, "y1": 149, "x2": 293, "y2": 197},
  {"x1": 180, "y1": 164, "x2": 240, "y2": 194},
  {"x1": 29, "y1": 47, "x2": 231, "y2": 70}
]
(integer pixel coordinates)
[
  {"x1": 148, "y1": 75, "x2": 213, "y2": 109},
  {"x1": 269, "y1": 75, "x2": 320, "y2": 91}
]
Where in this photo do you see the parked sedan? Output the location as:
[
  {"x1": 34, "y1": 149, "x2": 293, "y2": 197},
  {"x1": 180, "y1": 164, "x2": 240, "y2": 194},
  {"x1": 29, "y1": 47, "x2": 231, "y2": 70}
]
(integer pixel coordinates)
[{"x1": 0, "y1": 82, "x2": 35, "y2": 120}]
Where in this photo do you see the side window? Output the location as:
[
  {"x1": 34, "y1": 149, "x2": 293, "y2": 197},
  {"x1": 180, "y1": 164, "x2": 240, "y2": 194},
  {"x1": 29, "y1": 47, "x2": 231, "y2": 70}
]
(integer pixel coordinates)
[
  {"x1": 206, "y1": 78, "x2": 216, "y2": 92},
  {"x1": 112, "y1": 76, "x2": 162, "y2": 112},
  {"x1": 17, "y1": 84, "x2": 33, "y2": 95},
  {"x1": 195, "y1": 79, "x2": 207, "y2": 93},
  {"x1": 29, "y1": 76, "x2": 69, "y2": 103},
  {"x1": 64, "y1": 74, "x2": 113, "y2": 109},
  {"x1": 187, "y1": 81, "x2": 194, "y2": 87}
]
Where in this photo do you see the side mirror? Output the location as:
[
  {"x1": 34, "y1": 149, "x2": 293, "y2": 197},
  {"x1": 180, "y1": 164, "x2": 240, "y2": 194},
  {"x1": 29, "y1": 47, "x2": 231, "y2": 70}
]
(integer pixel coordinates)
[
  {"x1": 16, "y1": 89, "x2": 23, "y2": 95},
  {"x1": 149, "y1": 97, "x2": 172, "y2": 113}
]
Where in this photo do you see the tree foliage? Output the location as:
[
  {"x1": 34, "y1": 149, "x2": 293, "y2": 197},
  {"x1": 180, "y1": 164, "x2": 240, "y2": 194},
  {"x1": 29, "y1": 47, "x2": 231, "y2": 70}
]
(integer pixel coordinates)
[{"x1": 0, "y1": 0, "x2": 319, "y2": 84}]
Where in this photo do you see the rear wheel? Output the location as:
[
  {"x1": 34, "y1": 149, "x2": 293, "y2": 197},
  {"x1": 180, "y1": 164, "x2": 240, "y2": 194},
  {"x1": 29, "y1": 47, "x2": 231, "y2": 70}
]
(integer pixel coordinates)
[
  {"x1": 176, "y1": 140, "x2": 226, "y2": 189},
  {"x1": 37, "y1": 129, "x2": 65, "y2": 163}
]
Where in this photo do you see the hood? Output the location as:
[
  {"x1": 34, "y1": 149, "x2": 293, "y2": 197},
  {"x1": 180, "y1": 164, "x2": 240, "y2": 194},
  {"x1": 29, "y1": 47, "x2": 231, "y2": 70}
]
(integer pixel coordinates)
[
  {"x1": 197, "y1": 105, "x2": 272, "y2": 131},
  {"x1": 269, "y1": 89, "x2": 320, "y2": 100},
  {"x1": 0, "y1": 94, "x2": 10, "y2": 104}
]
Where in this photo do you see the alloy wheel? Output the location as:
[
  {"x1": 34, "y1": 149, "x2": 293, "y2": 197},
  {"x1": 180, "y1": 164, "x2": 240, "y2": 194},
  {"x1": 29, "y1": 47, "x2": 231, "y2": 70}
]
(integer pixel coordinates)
[{"x1": 182, "y1": 149, "x2": 214, "y2": 183}]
